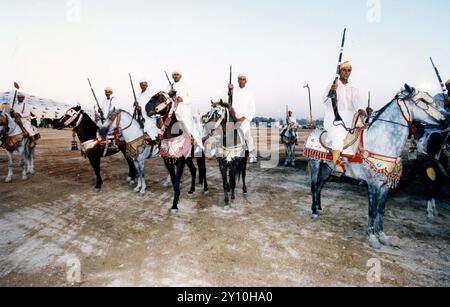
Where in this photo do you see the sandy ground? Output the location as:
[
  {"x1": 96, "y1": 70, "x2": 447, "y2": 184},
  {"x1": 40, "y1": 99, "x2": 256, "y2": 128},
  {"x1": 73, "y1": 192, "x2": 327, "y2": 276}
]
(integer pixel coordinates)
[{"x1": 0, "y1": 128, "x2": 449, "y2": 287}]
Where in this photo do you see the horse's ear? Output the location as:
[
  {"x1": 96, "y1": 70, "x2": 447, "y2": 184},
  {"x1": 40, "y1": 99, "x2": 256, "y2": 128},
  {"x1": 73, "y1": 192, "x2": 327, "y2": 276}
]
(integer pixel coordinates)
[
  {"x1": 220, "y1": 99, "x2": 223, "y2": 103},
  {"x1": 210, "y1": 100, "x2": 214, "y2": 105},
  {"x1": 404, "y1": 84, "x2": 412, "y2": 93}
]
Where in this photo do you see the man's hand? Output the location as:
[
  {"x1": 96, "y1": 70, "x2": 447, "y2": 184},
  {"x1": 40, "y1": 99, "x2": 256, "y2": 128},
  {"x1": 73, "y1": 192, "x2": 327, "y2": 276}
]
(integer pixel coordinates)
[
  {"x1": 133, "y1": 102, "x2": 141, "y2": 110},
  {"x1": 366, "y1": 107, "x2": 373, "y2": 115},
  {"x1": 445, "y1": 97, "x2": 450, "y2": 107},
  {"x1": 176, "y1": 97, "x2": 183, "y2": 103},
  {"x1": 228, "y1": 83, "x2": 233, "y2": 90},
  {"x1": 330, "y1": 81, "x2": 338, "y2": 92},
  {"x1": 357, "y1": 108, "x2": 367, "y2": 117}
]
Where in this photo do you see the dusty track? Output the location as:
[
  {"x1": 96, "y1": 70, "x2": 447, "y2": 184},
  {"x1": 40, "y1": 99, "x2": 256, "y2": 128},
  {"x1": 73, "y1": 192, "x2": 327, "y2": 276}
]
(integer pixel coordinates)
[{"x1": 0, "y1": 129, "x2": 448, "y2": 286}]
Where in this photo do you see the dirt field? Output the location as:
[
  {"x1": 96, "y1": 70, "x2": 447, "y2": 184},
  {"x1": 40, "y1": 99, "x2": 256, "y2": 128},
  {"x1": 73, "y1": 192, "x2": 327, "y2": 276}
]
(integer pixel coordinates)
[{"x1": 0, "y1": 128, "x2": 449, "y2": 287}]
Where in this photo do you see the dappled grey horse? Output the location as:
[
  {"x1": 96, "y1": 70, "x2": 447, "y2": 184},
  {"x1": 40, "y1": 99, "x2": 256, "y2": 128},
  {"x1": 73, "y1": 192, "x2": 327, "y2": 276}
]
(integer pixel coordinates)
[
  {"x1": 0, "y1": 110, "x2": 36, "y2": 182},
  {"x1": 281, "y1": 124, "x2": 298, "y2": 167},
  {"x1": 305, "y1": 85, "x2": 447, "y2": 249}
]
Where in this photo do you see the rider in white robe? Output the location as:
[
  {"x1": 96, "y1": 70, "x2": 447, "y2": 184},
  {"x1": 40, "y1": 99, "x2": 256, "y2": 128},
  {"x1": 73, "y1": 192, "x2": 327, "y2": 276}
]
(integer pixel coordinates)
[
  {"x1": 322, "y1": 62, "x2": 364, "y2": 172},
  {"x1": 100, "y1": 87, "x2": 115, "y2": 120},
  {"x1": 433, "y1": 79, "x2": 450, "y2": 118},
  {"x1": 229, "y1": 73, "x2": 257, "y2": 162},
  {"x1": 135, "y1": 79, "x2": 159, "y2": 140},
  {"x1": 168, "y1": 70, "x2": 204, "y2": 152},
  {"x1": 12, "y1": 93, "x2": 38, "y2": 137}
]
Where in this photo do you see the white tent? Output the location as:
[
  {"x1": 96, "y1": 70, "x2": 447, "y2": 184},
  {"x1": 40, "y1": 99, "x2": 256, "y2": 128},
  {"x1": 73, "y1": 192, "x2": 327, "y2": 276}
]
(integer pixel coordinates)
[{"x1": 0, "y1": 91, "x2": 95, "y2": 120}]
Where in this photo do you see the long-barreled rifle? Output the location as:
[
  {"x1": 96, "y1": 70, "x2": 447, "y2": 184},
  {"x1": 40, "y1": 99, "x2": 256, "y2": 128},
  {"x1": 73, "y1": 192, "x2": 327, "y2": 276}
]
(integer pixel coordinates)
[
  {"x1": 328, "y1": 28, "x2": 347, "y2": 125},
  {"x1": 87, "y1": 78, "x2": 104, "y2": 123},
  {"x1": 430, "y1": 57, "x2": 449, "y2": 100}
]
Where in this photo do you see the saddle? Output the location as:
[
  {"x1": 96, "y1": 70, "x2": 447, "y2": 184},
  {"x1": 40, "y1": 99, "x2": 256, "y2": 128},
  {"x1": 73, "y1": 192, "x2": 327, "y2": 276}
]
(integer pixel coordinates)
[
  {"x1": 160, "y1": 133, "x2": 192, "y2": 161},
  {"x1": 304, "y1": 112, "x2": 403, "y2": 189}
]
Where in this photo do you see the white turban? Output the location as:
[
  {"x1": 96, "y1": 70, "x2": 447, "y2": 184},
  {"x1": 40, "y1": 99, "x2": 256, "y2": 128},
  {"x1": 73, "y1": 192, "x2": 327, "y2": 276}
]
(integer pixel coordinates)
[
  {"x1": 172, "y1": 69, "x2": 182, "y2": 76},
  {"x1": 139, "y1": 78, "x2": 148, "y2": 84},
  {"x1": 17, "y1": 92, "x2": 25, "y2": 97},
  {"x1": 340, "y1": 61, "x2": 352, "y2": 70},
  {"x1": 446, "y1": 79, "x2": 450, "y2": 86},
  {"x1": 104, "y1": 87, "x2": 113, "y2": 92},
  {"x1": 238, "y1": 73, "x2": 248, "y2": 80}
]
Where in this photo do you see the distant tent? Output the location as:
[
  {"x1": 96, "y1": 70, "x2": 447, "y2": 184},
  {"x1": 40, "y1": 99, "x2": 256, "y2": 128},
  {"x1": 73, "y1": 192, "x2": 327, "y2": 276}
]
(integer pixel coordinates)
[{"x1": 0, "y1": 91, "x2": 94, "y2": 120}]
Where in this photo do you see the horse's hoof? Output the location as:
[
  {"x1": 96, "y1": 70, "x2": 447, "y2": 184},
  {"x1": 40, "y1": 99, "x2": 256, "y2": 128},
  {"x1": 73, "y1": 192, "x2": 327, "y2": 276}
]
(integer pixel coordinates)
[
  {"x1": 92, "y1": 187, "x2": 101, "y2": 193},
  {"x1": 378, "y1": 233, "x2": 393, "y2": 247},
  {"x1": 203, "y1": 189, "x2": 209, "y2": 195},
  {"x1": 139, "y1": 191, "x2": 146, "y2": 197},
  {"x1": 129, "y1": 180, "x2": 135, "y2": 186},
  {"x1": 188, "y1": 190, "x2": 195, "y2": 197},
  {"x1": 170, "y1": 208, "x2": 179, "y2": 214},
  {"x1": 427, "y1": 212, "x2": 435, "y2": 219},
  {"x1": 311, "y1": 214, "x2": 319, "y2": 220},
  {"x1": 224, "y1": 205, "x2": 231, "y2": 211},
  {"x1": 126, "y1": 177, "x2": 132, "y2": 183},
  {"x1": 317, "y1": 209, "x2": 323, "y2": 215},
  {"x1": 22, "y1": 176, "x2": 28, "y2": 181},
  {"x1": 4, "y1": 177, "x2": 12, "y2": 183},
  {"x1": 230, "y1": 203, "x2": 236, "y2": 209},
  {"x1": 29, "y1": 170, "x2": 35, "y2": 175},
  {"x1": 369, "y1": 235, "x2": 382, "y2": 250},
  {"x1": 134, "y1": 187, "x2": 141, "y2": 193}
]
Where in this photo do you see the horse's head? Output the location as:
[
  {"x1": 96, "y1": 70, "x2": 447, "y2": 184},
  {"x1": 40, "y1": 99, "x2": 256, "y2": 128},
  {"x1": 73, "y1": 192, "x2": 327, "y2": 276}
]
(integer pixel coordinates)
[
  {"x1": 146, "y1": 92, "x2": 173, "y2": 119},
  {"x1": 202, "y1": 100, "x2": 227, "y2": 126},
  {"x1": 99, "y1": 108, "x2": 120, "y2": 138},
  {"x1": 58, "y1": 105, "x2": 82, "y2": 130},
  {"x1": 0, "y1": 110, "x2": 10, "y2": 139},
  {"x1": 398, "y1": 84, "x2": 447, "y2": 126}
]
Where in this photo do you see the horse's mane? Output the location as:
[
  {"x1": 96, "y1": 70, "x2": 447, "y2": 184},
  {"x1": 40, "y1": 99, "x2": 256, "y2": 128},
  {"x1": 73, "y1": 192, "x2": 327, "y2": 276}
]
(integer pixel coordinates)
[{"x1": 369, "y1": 85, "x2": 416, "y2": 128}]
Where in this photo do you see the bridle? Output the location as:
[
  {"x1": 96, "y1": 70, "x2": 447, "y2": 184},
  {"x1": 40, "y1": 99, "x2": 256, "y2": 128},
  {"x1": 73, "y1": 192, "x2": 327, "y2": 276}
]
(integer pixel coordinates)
[
  {"x1": 154, "y1": 92, "x2": 178, "y2": 138},
  {"x1": 0, "y1": 112, "x2": 10, "y2": 136},
  {"x1": 63, "y1": 108, "x2": 83, "y2": 128},
  {"x1": 371, "y1": 91, "x2": 446, "y2": 134},
  {"x1": 202, "y1": 104, "x2": 227, "y2": 138},
  {"x1": 107, "y1": 110, "x2": 133, "y2": 132}
]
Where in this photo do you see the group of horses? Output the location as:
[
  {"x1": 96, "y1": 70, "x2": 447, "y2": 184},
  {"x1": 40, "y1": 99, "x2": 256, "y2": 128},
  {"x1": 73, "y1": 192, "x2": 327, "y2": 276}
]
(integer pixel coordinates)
[{"x1": 0, "y1": 85, "x2": 448, "y2": 249}]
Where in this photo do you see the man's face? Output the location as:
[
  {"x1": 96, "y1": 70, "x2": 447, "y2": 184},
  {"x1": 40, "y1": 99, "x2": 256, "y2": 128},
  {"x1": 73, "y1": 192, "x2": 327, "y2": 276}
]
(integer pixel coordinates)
[
  {"x1": 446, "y1": 83, "x2": 450, "y2": 93},
  {"x1": 140, "y1": 82, "x2": 148, "y2": 92},
  {"x1": 105, "y1": 90, "x2": 113, "y2": 99},
  {"x1": 339, "y1": 66, "x2": 352, "y2": 81},
  {"x1": 288, "y1": 112, "x2": 293, "y2": 117},
  {"x1": 172, "y1": 73, "x2": 182, "y2": 83},
  {"x1": 238, "y1": 77, "x2": 247, "y2": 88},
  {"x1": 17, "y1": 95, "x2": 25, "y2": 103}
]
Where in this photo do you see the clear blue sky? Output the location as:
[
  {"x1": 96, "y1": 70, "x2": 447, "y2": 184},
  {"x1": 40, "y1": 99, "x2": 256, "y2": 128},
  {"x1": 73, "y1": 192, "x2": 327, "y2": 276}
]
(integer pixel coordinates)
[{"x1": 1, "y1": 0, "x2": 449, "y2": 119}]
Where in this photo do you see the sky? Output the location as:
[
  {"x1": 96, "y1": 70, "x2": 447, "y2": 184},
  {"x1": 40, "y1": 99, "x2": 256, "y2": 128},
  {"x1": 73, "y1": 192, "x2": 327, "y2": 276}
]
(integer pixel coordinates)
[{"x1": 0, "y1": 0, "x2": 449, "y2": 119}]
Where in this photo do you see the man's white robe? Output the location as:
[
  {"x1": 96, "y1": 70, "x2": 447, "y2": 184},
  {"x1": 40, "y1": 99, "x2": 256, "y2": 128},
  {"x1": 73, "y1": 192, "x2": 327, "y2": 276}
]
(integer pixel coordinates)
[
  {"x1": 101, "y1": 96, "x2": 115, "y2": 119},
  {"x1": 169, "y1": 80, "x2": 204, "y2": 151},
  {"x1": 233, "y1": 86, "x2": 256, "y2": 152},
  {"x1": 323, "y1": 80, "x2": 363, "y2": 151},
  {"x1": 13, "y1": 100, "x2": 38, "y2": 137},
  {"x1": 137, "y1": 90, "x2": 160, "y2": 140}
]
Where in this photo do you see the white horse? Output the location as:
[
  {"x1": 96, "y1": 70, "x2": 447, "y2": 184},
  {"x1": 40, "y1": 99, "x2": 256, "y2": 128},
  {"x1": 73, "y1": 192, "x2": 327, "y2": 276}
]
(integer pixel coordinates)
[
  {"x1": 100, "y1": 109, "x2": 159, "y2": 195},
  {"x1": 0, "y1": 110, "x2": 36, "y2": 182},
  {"x1": 305, "y1": 85, "x2": 447, "y2": 249}
]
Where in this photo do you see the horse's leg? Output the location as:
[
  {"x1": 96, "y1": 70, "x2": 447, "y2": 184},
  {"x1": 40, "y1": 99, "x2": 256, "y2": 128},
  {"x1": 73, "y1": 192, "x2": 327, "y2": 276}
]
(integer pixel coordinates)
[
  {"x1": 185, "y1": 157, "x2": 197, "y2": 196},
  {"x1": 309, "y1": 160, "x2": 332, "y2": 218},
  {"x1": 19, "y1": 143, "x2": 28, "y2": 181},
  {"x1": 284, "y1": 144, "x2": 289, "y2": 166},
  {"x1": 229, "y1": 167, "x2": 236, "y2": 202},
  {"x1": 197, "y1": 153, "x2": 209, "y2": 193},
  {"x1": 375, "y1": 185, "x2": 392, "y2": 246},
  {"x1": 367, "y1": 182, "x2": 383, "y2": 249},
  {"x1": 172, "y1": 158, "x2": 186, "y2": 212},
  {"x1": 291, "y1": 144, "x2": 296, "y2": 167},
  {"x1": 134, "y1": 159, "x2": 143, "y2": 193},
  {"x1": 121, "y1": 146, "x2": 136, "y2": 185},
  {"x1": 242, "y1": 151, "x2": 249, "y2": 194},
  {"x1": 28, "y1": 145, "x2": 35, "y2": 175},
  {"x1": 219, "y1": 160, "x2": 230, "y2": 204},
  {"x1": 137, "y1": 147, "x2": 152, "y2": 195},
  {"x1": 5, "y1": 151, "x2": 14, "y2": 183},
  {"x1": 88, "y1": 153, "x2": 102, "y2": 192}
]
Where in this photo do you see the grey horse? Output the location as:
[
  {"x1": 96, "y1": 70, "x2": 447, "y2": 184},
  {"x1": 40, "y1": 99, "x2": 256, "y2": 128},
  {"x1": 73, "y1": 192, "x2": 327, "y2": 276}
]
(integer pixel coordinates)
[{"x1": 306, "y1": 85, "x2": 447, "y2": 249}]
